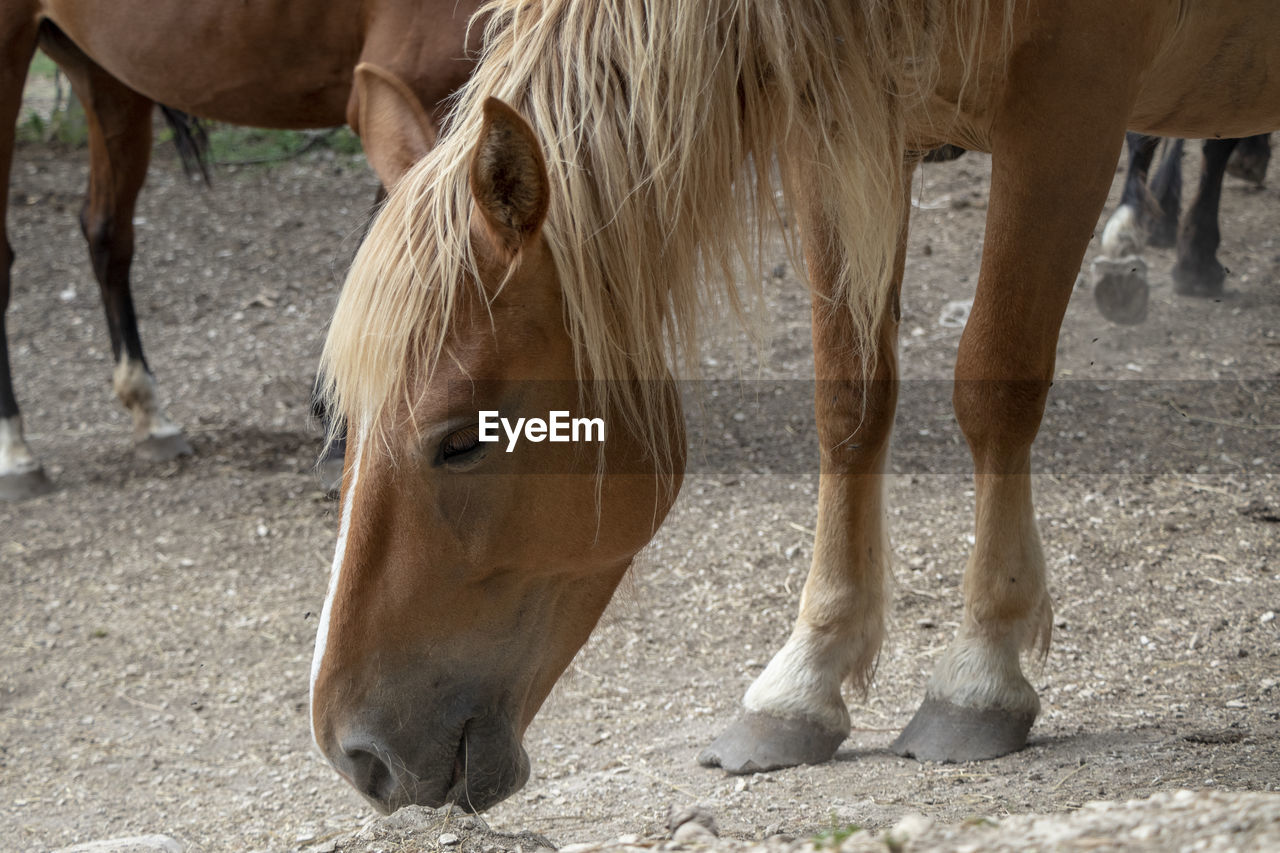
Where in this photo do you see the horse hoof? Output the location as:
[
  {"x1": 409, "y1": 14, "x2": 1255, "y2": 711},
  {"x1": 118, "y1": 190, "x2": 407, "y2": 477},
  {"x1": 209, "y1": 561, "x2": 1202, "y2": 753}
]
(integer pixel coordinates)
[
  {"x1": 317, "y1": 455, "x2": 344, "y2": 499},
  {"x1": 890, "y1": 696, "x2": 1034, "y2": 762},
  {"x1": 135, "y1": 432, "x2": 195, "y2": 462},
  {"x1": 1091, "y1": 255, "x2": 1149, "y2": 325},
  {"x1": 1171, "y1": 262, "x2": 1226, "y2": 298},
  {"x1": 697, "y1": 712, "x2": 846, "y2": 774},
  {"x1": 0, "y1": 466, "x2": 55, "y2": 501}
]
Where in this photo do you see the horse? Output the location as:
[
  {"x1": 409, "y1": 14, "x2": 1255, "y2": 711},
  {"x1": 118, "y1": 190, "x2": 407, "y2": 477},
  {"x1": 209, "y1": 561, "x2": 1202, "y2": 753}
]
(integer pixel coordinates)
[
  {"x1": 308, "y1": 0, "x2": 1280, "y2": 814},
  {"x1": 0, "y1": 0, "x2": 482, "y2": 501},
  {"x1": 1093, "y1": 132, "x2": 1272, "y2": 323}
]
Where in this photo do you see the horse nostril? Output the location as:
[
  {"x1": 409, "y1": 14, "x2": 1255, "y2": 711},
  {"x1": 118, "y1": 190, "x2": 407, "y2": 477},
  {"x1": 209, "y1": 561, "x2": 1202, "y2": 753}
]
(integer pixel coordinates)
[{"x1": 343, "y1": 744, "x2": 397, "y2": 807}]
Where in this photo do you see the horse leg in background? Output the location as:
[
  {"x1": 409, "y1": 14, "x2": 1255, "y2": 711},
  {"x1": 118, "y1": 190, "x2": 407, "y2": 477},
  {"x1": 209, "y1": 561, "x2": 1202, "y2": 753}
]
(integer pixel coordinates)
[
  {"x1": 699, "y1": 166, "x2": 909, "y2": 774},
  {"x1": 1143, "y1": 137, "x2": 1183, "y2": 247},
  {"x1": 1225, "y1": 133, "x2": 1271, "y2": 186},
  {"x1": 1093, "y1": 132, "x2": 1160, "y2": 324},
  {"x1": 892, "y1": 58, "x2": 1129, "y2": 760},
  {"x1": 41, "y1": 27, "x2": 192, "y2": 460},
  {"x1": 0, "y1": 13, "x2": 54, "y2": 501},
  {"x1": 1172, "y1": 137, "x2": 1240, "y2": 298}
]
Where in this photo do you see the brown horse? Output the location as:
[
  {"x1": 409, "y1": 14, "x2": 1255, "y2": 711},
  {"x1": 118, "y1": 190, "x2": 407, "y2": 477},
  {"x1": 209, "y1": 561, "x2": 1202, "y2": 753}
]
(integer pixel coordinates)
[
  {"x1": 0, "y1": 0, "x2": 481, "y2": 500},
  {"x1": 310, "y1": 0, "x2": 1280, "y2": 814}
]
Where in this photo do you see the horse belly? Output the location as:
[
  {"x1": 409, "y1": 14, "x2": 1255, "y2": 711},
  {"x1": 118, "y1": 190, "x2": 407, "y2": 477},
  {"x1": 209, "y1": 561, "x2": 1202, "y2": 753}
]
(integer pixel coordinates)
[
  {"x1": 1130, "y1": 1, "x2": 1280, "y2": 137},
  {"x1": 41, "y1": 0, "x2": 361, "y2": 128}
]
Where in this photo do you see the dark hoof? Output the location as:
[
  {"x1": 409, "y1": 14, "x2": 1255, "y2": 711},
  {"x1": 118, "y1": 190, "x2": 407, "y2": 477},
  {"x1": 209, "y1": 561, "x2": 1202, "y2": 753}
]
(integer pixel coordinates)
[
  {"x1": 1091, "y1": 255, "x2": 1149, "y2": 325},
  {"x1": 698, "y1": 712, "x2": 846, "y2": 774},
  {"x1": 891, "y1": 696, "x2": 1034, "y2": 762},
  {"x1": 135, "y1": 432, "x2": 195, "y2": 462},
  {"x1": 317, "y1": 455, "x2": 344, "y2": 500},
  {"x1": 1172, "y1": 261, "x2": 1226, "y2": 298},
  {"x1": 0, "y1": 466, "x2": 55, "y2": 502}
]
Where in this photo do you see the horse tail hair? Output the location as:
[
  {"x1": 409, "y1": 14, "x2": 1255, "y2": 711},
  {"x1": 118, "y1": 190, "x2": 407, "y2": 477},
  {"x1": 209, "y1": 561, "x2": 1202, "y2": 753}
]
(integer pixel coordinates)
[{"x1": 159, "y1": 106, "x2": 212, "y2": 186}]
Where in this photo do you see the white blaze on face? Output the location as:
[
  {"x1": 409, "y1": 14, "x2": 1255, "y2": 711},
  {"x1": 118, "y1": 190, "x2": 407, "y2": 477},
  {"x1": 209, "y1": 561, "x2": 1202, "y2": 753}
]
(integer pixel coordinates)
[{"x1": 309, "y1": 429, "x2": 364, "y2": 751}]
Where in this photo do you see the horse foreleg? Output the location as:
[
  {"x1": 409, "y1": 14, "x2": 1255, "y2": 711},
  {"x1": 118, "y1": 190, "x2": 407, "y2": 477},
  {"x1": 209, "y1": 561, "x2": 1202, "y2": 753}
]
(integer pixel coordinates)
[
  {"x1": 0, "y1": 15, "x2": 54, "y2": 501},
  {"x1": 700, "y1": 168, "x2": 908, "y2": 774},
  {"x1": 893, "y1": 69, "x2": 1130, "y2": 761},
  {"x1": 1172, "y1": 138, "x2": 1237, "y2": 298},
  {"x1": 1094, "y1": 133, "x2": 1160, "y2": 324},
  {"x1": 44, "y1": 29, "x2": 192, "y2": 460}
]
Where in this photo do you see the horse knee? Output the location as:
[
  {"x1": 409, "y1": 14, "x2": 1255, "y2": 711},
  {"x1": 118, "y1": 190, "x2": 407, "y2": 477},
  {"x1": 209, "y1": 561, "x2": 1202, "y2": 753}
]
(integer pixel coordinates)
[{"x1": 953, "y1": 378, "x2": 1048, "y2": 462}]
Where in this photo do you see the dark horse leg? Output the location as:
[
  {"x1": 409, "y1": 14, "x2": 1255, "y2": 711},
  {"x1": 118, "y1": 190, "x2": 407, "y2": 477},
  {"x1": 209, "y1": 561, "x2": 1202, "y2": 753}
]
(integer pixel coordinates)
[
  {"x1": 1172, "y1": 137, "x2": 1239, "y2": 298},
  {"x1": 1144, "y1": 137, "x2": 1183, "y2": 247},
  {"x1": 0, "y1": 12, "x2": 54, "y2": 500},
  {"x1": 40, "y1": 24, "x2": 193, "y2": 460}
]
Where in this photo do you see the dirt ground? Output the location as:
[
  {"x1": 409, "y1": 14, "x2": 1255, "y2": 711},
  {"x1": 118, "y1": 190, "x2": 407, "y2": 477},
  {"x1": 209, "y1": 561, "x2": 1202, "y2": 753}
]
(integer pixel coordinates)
[{"x1": 1, "y1": 130, "x2": 1277, "y2": 853}]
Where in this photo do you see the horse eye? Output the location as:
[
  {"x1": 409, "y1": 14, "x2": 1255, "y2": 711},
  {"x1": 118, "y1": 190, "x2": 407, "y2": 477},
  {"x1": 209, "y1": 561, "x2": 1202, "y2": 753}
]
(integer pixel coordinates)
[{"x1": 439, "y1": 425, "x2": 483, "y2": 463}]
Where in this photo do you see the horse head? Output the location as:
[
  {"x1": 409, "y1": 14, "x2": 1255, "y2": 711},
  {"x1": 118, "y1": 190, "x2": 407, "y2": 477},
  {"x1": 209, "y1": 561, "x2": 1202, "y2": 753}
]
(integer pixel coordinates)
[{"x1": 310, "y1": 97, "x2": 684, "y2": 813}]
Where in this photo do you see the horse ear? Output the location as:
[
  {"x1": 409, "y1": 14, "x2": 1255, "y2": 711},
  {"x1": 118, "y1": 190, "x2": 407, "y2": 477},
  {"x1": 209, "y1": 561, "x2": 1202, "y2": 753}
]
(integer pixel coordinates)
[
  {"x1": 352, "y1": 63, "x2": 437, "y2": 188},
  {"x1": 470, "y1": 98, "x2": 550, "y2": 259}
]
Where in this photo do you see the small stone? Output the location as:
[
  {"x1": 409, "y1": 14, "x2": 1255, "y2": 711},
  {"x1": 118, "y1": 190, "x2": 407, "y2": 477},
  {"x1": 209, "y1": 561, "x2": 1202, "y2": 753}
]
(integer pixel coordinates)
[
  {"x1": 438, "y1": 834, "x2": 460, "y2": 846},
  {"x1": 1261, "y1": 611, "x2": 1275, "y2": 624},
  {"x1": 672, "y1": 823, "x2": 716, "y2": 846}
]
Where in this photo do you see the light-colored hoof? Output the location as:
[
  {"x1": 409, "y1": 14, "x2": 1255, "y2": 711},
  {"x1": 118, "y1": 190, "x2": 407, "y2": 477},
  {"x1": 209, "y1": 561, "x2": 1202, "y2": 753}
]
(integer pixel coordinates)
[
  {"x1": 0, "y1": 466, "x2": 55, "y2": 501},
  {"x1": 890, "y1": 696, "x2": 1035, "y2": 762},
  {"x1": 1091, "y1": 254, "x2": 1149, "y2": 325},
  {"x1": 697, "y1": 711, "x2": 846, "y2": 774},
  {"x1": 134, "y1": 432, "x2": 194, "y2": 462}
]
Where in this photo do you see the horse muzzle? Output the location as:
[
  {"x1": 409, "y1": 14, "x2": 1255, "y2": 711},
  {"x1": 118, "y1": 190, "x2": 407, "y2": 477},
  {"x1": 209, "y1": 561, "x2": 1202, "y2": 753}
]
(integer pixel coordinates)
[{"x1": 323, "y1": 701, "x2": 530, "y2": 813}]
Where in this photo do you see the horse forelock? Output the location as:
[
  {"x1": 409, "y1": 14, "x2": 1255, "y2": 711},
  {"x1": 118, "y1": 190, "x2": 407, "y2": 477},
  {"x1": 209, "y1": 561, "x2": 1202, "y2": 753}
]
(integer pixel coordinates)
[{"x1": 321, "y1": 0, "x2": 1016, "y2": 464}]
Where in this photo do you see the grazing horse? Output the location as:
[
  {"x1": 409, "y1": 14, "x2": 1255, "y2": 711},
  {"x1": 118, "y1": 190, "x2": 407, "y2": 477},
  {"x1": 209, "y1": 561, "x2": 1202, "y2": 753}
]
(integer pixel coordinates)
[
  {"x1": 310, "y1": 0, "x2": 1280, "y2": 814},
  {"x1": 0, "y1": 0, "x2": 481, "y2": 501},
  {"x1": 1094, "y1": 132, "x2": 1272, "y2": 323}
]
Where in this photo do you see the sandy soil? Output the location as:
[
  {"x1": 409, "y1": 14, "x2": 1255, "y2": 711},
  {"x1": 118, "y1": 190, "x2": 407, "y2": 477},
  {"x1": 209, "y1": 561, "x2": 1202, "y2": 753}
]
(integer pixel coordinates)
[{"x1": 1, "y1": 132, "x2": 1277, "y2": 853}]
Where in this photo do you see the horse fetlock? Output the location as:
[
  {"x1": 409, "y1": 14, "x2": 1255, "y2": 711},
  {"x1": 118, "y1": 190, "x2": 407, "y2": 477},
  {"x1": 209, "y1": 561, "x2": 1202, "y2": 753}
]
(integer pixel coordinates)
[
  {"x1": 1100, "y1": 204, "x2": 1142, "y2": 258},
  {"x1": 742, "y1": 622, "x2": 881, "y2": 735},
  {"x1": 112, "y1": 358, "x2": 189, "y2": 454},
  {"x1": 923, "y1": 634, "x2": 1041, "y2": 719}
]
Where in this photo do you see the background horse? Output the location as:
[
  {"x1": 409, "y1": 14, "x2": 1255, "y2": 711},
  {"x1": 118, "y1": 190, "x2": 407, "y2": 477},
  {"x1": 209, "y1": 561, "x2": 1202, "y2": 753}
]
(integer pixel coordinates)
[
  {"x1": 0, "y1": 0, "x2": 481, "y2": 501},
  {"x1": 1094, "y1": 133, "x2": 1272, "y2": 323},
  {"x1": 311, "y1": 0, "x2": 1280, "y2": 814}
]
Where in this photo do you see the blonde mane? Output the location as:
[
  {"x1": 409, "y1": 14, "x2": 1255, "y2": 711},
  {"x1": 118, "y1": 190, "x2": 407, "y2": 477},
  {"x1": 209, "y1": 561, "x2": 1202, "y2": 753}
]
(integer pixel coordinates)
[{"x1": 321, "y1": 0, "x2": 1011, "y2": 463}]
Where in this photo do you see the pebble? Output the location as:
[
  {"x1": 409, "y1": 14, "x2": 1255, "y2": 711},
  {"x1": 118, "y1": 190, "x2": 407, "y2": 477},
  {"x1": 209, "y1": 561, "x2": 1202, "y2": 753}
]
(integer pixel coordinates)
[{"x1": 439, "y1": 833, "x2": 460, "y2": 846}]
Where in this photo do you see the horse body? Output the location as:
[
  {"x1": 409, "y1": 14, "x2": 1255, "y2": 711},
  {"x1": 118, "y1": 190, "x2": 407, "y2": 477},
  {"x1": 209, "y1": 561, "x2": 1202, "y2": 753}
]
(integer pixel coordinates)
[
  {"x1": 41, "y1": 0, "x2": 364, "y2": 127},
  {"x1": 311, "y1": 0, "x2": 1280, "y2": 814},
  {"x1": 0, "y1": 0, "x2": 479, "y2": 499}
]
